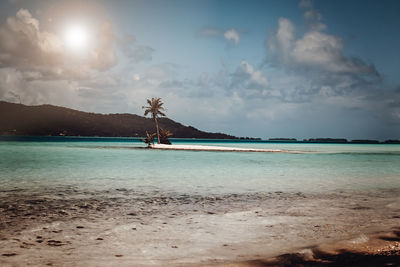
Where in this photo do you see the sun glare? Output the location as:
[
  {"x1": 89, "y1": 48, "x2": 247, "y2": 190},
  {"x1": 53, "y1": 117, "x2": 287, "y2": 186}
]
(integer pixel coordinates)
[{"x1": 64, "y1": 24, "x2": 88, "y2": 51}]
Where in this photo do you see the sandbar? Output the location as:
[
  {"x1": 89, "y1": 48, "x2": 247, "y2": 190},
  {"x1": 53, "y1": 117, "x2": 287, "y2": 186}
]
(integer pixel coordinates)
[{"x1": 150, "y1": 144, "x2": 290, "y2": 153}]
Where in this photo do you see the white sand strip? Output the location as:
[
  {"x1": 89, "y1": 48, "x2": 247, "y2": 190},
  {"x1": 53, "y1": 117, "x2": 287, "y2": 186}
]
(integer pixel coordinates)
[{"x1": 151, "y1": 144, "x2": 289, "y2": 153}]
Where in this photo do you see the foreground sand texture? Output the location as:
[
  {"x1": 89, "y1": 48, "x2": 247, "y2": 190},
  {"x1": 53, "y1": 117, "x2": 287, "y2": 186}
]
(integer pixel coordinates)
[
  {"x1": 211, "y1": 231, "x2": 400, "y2": 266},
  {"x1": 1, "y1": 187, "x2": 399, "y2": 266}
]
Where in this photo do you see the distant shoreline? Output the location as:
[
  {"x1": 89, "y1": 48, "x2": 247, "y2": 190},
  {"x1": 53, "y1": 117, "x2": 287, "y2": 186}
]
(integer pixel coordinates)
[{"x1": 1, "y1": 135, "x2": 399, "y2": 144}]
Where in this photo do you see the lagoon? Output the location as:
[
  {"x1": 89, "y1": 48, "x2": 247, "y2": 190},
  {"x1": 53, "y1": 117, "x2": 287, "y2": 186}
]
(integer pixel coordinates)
[
  {"x1": 1, "y1": 137, "x2": 399, "y2": 194},
  {"x1": 0, "y1": 137, "x2": 400, "y2": 265}
]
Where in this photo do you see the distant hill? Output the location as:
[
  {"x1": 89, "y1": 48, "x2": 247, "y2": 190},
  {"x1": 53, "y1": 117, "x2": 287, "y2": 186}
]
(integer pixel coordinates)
[{"x1": 0, "y1": 101, "x2": 237, "y2": 139}]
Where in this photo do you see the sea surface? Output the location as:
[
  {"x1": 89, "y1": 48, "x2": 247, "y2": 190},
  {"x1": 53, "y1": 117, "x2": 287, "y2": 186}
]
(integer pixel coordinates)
[
  {"x1": 1, "y1": 136, "x2": 399, "y2": 195},
  {"x1": 1, "y1": 136, "x2": 400, "y2": 265}
]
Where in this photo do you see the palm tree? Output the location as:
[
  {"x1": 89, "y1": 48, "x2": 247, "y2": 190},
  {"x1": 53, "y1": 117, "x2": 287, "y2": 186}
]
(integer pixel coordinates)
[
  {"x1": 142, "y1": 97, "x2": 166, "y2": 144},
  {"x1": 159, "y1": 128, "x2": 173, "y2": 144},
  {"x1": 141, "y1": 131, "x2": 157, "y2": 147}
]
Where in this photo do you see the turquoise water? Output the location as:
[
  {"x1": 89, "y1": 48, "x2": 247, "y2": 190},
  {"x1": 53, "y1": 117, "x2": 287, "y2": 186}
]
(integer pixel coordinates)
[{"x1": 1, "y1": 137, "x2": 399, "y2": 195}]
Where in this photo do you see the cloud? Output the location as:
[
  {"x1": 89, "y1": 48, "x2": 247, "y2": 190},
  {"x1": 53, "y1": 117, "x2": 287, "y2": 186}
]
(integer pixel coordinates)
[
  {"x1": 292, "y1": 31, "x2": 376, "y2": 73},
  {"x1": 0, "y1": 9, "x2": 63, "y2": 69},
  {"x1": 119, "y1": 33, "x2": 155, "y2": 63},
  {"x1": 265, "y1": 0, "x2": 381, "y2": 107},
  {"x1": 0, "y1": 67, "x2": 79, "y2": 107},
  {"x1": 0, "y1": 3, "x2": 397, "y2": 140},
  {"x1": 88, "y1": 22, "x2": 117, "y2": 71},
  {"x1": 223, "y1": 28, "x2": 240, "y2": 45},
  {"x1": 268, "y1": 18, "x2": 295, "y2": 63},
  {"x1": 260, "y1": 0, "x2": 399, "y2": 136},
  {"x1": 298, "y1": 0, "x2": 313, "y2": 8},
  {"x1": 0, "y1": 8, "x2": 119, "y2": 80},
  {"x1": 268, "y1": 13, "x2": 377, "y2": 75},
  {"x1": 198, "y1": 27, "x2": 241, "y2": 45},
  {"x1": 299, "y1": 0, "x2": 326, "y2": 31},
  {"x1": 231, "y1": 61, "x2": 268, "y2": 91},
  {"x1": 128, "y1": 45, "x2": 155, "y2": 62},
  {"x1": 303, "y1": 9, "x2": 326, "y2": 31}
]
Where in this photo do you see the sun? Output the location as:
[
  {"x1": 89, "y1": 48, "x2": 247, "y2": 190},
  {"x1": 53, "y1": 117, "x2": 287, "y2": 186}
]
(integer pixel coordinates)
[{"x1": 64, "y1": 24, "x2": 89, "y2": 51}]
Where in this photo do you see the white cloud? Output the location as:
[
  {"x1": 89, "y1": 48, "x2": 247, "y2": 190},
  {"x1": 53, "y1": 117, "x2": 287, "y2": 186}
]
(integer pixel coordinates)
[
  {"x1": 224, "y1": 28, "x2": 240, "y2": 45},
  {"x1": 303, "y1": 9, "x2": 326, "y2": 31},
  {"x1": 229, "y1": 61, "x2": 269, "y2": 99},
  {"x1": 237, "y1": 61, "x2": 268, "y2": 87},
  {"x1": 198, "y1": 27, "x2": 241, "y2": 45},
  {"x1": 298, "y1": 0, "x2": 313, "y2": 8},
  {"x1": 0, "y1": 9, "x2": 118, "y2": 80},
  {"x1": 293, "y1": 31, "x2": 344, "y2": 71},
  {"x1": 0, "y1": 9, "x2": 63, "y2": 69},
  {"x1": 0, "y1": 67, "x2": 80, "y2": 107},
  {"x1": 304, "y1": 9, "x2": 322, "y2": 21},
  {"x1": 274, "y1": 18, "x2": 295, "y2": 62},
  {"x1": 268, "y1": 16, "x2": 376, "y2": 74}
]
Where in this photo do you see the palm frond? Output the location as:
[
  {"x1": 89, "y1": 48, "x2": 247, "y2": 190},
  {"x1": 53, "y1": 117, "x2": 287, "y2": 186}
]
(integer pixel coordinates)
[
  {"x1": 159, "y1": 128, "x2": 172, "y2": 144},
  {"x1": 160, "y1": 128, "x2": 172, "y2": 137},
  {"x1": 141, "y1": 131, "x2": 156, "y2": 147}
]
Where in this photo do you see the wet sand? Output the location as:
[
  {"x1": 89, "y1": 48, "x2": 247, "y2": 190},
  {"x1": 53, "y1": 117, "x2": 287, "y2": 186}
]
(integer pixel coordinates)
[
  {"x1": 209, "y1": 230, "x2": 400, "y2": 266},
  {"x1": 1, "y1": 187, "x2": 399, "y2": 266}
]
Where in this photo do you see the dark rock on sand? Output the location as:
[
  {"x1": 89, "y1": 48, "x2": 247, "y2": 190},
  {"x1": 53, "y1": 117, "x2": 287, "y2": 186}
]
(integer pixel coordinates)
[
  {"x1": 47, "y1": 240, "x2": 64, "y2": 246},
  {"x1": 2, "y1": 253, "x2": 17, "y2": 256}
]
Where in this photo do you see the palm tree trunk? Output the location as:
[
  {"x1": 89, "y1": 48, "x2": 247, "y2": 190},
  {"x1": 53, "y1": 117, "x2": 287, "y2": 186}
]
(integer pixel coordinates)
[{"x1": 154, "y1": 116, "x2": 160, "y2": 144}]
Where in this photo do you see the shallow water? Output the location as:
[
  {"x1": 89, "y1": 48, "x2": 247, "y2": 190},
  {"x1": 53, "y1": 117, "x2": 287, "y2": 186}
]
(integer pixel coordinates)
[
  {"x1": 1, "y1": 137, "x2": 400, "y2": 265},
  {"x1": 1, "y1": 137, "x2": 399, "y2": 195}
]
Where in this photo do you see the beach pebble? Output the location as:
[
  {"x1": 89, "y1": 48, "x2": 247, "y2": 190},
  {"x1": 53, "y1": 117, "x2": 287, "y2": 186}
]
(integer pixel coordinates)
[
  {"x1": 2, "y1": 253, "x2": 17, "y2": 256},
  {"x1": 47, "y1": 240, "x2": 65, "y2": 246}
]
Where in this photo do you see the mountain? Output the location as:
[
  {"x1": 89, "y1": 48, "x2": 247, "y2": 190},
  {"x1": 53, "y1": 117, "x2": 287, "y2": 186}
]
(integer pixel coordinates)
[{"x1": 0, "y1": 101, "x2": 237, "y2": 139}]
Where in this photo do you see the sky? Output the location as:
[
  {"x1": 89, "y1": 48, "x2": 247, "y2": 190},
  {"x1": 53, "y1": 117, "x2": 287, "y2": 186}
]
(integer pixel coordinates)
[{"x1": 0, "y1": 0, "x2": 399, "y2": 140}]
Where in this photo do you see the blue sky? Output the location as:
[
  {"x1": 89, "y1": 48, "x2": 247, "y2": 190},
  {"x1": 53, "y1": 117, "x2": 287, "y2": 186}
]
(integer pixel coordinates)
[{"x1": 0, "y1": 0, "x2": 399, "y2": 140}]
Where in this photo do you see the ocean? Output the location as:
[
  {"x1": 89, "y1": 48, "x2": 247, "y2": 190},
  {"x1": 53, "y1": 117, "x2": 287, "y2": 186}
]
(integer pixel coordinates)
[
  {"x1": 1, "y1": 136, "x2": 399, "y2": 194},
  {"x1": 1, "y1": 136, "x2": 400, "y2": 265}
]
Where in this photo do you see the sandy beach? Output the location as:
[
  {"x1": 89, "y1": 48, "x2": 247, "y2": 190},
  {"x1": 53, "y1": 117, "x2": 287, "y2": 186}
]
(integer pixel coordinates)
[
  {"x1": 1, "y1": 186, "x2": 399, "y2": 266},
  {"x1": 210, "y1": 231, "x2": 400, "y2": 266}
]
